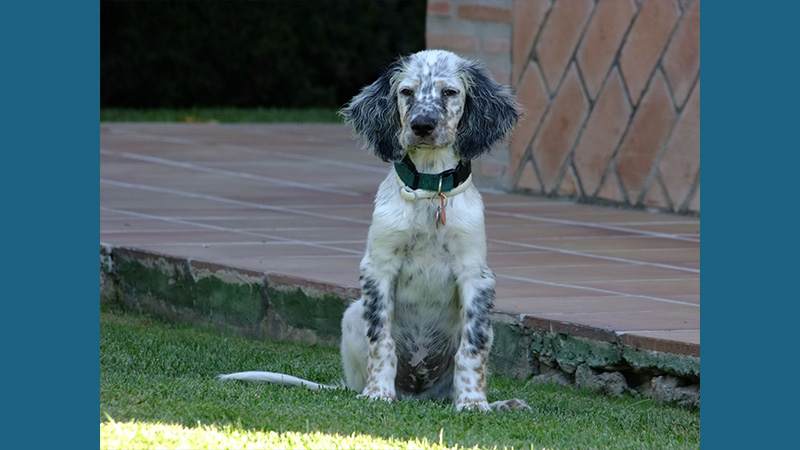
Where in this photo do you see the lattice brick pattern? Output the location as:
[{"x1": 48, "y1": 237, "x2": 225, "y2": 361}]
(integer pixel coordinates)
[{"x1": 510, "y1": 0, "x2": 699, "y2": 213}]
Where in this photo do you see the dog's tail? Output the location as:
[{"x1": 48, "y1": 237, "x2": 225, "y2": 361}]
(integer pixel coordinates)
[{"x1": 215, "y1": 371, "x2": 340, "y2": 391}]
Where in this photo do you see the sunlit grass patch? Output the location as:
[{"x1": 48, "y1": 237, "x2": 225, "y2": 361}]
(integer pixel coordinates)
[{"x1": 100, "y1": 419, "x2": 474, "y2": 450}]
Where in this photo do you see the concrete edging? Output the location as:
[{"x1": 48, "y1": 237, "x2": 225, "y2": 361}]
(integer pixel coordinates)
[{"x1": 100, "y1": 244, "x2": 699, "y2": 409}]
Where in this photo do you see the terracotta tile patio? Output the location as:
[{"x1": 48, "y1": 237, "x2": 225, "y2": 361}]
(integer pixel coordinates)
[{"x1": 100, "y1": 123, "x2": 700, "y2": 356}]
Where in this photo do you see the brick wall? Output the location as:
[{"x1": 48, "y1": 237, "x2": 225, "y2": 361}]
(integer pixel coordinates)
[{"x1": 426, "y1": 0, "x2": 700, "y2": 214}]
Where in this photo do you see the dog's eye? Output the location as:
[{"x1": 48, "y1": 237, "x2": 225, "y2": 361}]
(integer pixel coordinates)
[
  {"x1": 399, "y1": 88, "x2": 414, "y2": 96},
  {"x1": 442, "y1": 88, "x2": 460, "y2": 97}
]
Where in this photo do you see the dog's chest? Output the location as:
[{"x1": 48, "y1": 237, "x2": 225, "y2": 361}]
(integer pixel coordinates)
[
  {"x1": 368, "y1": 177, "x2": 485, "y2": 394},
  {"x1": 391, "y1": 229, "x2": 461, "y2": 395}
]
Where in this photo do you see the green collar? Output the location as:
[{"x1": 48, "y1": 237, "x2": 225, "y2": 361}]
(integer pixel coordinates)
[{"x1": 394, "y1": 155, "x2": 472, "y2": 192}]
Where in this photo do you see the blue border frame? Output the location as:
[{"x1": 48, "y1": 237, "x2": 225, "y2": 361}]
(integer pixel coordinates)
[
  {"x1": 702, "y1": 1, "x2": 798, "y2": 448},
  {"x1": 5, "y1": 0, "x2": 797, "y2": 447},
  {"x1": 3, "y1": 2, "x2": 99, "y2": 447}
]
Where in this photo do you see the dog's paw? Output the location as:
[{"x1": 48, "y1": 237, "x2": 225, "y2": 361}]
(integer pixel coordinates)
[
  {"x1": 489, "y1": 398, "x2": 532, "y2": 412},
  {"x1": 455, "y1": 398, "x2": 491, "y2": 412},
  {"x1": 357, "y1": 386, "x2": 395, "y2": 402},
  {"x1": 357, "y1": 393, "x2": 395, "y2": 402}
]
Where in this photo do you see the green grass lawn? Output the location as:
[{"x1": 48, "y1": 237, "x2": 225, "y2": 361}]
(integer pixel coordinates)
[
  {"x1": 100, "y1": 310, "x2": 700, "y2": 450},
  {"x1": 100, "y1": 107, "x2": 342, "y2": 123}
]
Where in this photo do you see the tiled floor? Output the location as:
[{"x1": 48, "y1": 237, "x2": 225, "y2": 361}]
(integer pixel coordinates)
[{"x1": 100, "y1": 123, "x2": 700, "y2": 356}]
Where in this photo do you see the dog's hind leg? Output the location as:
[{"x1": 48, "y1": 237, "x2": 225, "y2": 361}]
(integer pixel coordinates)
[{"x1": 340, "y1": 298, "x2": 369, "y2": 393}]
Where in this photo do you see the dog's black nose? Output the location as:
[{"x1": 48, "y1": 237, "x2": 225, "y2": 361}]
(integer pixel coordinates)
[{"x1": 410, "y1": 116, "x2": 436, "y2": 137}]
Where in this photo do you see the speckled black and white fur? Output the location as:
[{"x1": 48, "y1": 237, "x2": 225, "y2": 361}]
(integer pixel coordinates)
[
  {"x1": 217, "y1": 50, "x2": 529, "y2": 412},
  {"x1": 338, "y1": 50, "x2": 528, "y2": 412}
]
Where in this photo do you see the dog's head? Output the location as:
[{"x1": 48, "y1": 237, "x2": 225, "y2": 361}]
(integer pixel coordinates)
[{"x1": 341, "y1": 50, "x2": 521, "y2": 162}]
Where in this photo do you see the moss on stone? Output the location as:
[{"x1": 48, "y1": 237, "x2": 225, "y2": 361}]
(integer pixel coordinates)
[
  {"x1": 116, "y1": 257, "x2": 194, "y2": 309},
  {"x1": 489, "y1": 322, "x2": 532, "y2": 378},
  {"x1": 193, "y1": 275, "x2": 264, "y2": 326},
  {"x1": 530, "y1": 332, "x2": 622, "y2": 372},
  {"x1": 266, "y1": 286, "x2": 347, "y2": 341},
  {"x1": 623, "y1": 346, "x2": 700, "y2": 379}
]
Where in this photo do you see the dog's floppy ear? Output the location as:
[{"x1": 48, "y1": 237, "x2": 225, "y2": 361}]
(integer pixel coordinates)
[
  {"x1": 340, "y1": 60, "x2": 405, "y2": 162},
  {"x1": 455, "y1": 63, "x2": 521, "y2": 160}
]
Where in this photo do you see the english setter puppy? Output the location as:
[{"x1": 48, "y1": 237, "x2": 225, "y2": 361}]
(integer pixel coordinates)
[{"x1": 219, "y1": 50, "x2": 529, "y2": 412}]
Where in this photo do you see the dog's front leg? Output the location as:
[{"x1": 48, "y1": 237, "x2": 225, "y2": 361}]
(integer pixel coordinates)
[
  {"x1": 453, "y1": 267, "x2": 496, "y2": 412},
  {"x1": 357, "y1": 253, "x2": 400, "y2": 402}
]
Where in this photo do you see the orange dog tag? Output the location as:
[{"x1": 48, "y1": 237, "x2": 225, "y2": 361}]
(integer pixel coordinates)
[{"x1": 439, "y1": 194, "x2": 447, "y2": 226}]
